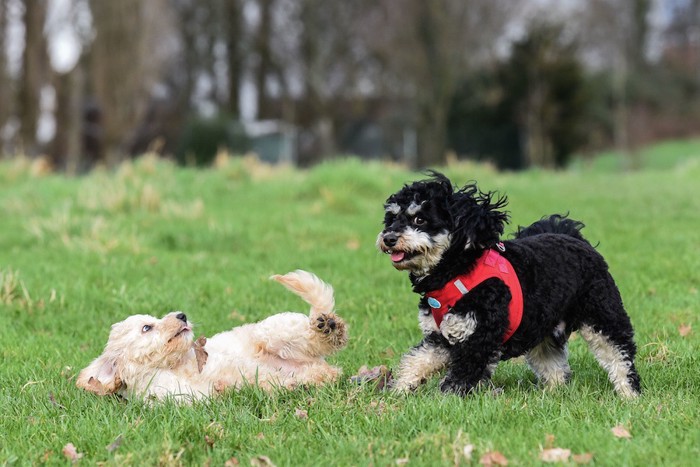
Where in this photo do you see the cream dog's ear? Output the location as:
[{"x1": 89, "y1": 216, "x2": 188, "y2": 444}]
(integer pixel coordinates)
[{"x1": 76, "y1": 353, "x2": 123, "y2": 395}]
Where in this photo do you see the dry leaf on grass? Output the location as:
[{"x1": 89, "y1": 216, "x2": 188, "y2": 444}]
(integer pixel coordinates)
[
  {"x1": 228, "y1": 310, "x2": 247, "y2": 321},
  {"x1": 62, "y1": 443, "x2": 83, "y2": 462},
  {"x1": 49, "y1": 392, "x2": 66, "y2": 410},
  {"x1": 349, "y1": 365, "x2": 393, "y2": 390},
  {"x1": 539, "y1": 448, "x2": 571, "y2": 463},
  {"x1": 611, "y1": 425, "x2": 632, "y2": 439},
  {"x1": 480, "y1": 450, "x2": 508, "y2": 466},
  {"x1": 544, "y1": 434, "x2": 556, "y2": 449},
  {"x1": 572, "y1": 453, "x2": 594, "y2": 464},
  {"x1": 250, "y1": 455, "x2": 276, "y2": 467},
  {"x1": 294, "y1": 408, "x2": 308, "y2": 420},
  {"x1": 224, "y1": 457, "x2": 240, "y2": 466},
  {"x1": 463, "y1": 444, "x2": 475, "y2": 460},
  {"x1": 369, "y1": 400, "x2": 387, "y2": 416},
  {"x1": 395, "y1": 458, "x2": 409, "y2": 465},
  {"x1": 106, "y1": 434, "x2": 123, "y2": 453},
  {"x1": 678, "y1": 324, "x2": 692, "y2": 337}
]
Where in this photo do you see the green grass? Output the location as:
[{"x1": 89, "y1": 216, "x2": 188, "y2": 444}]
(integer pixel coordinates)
[
  {"x1": 0, "y1": 152, "x2": 698, "y2": 466},
  {"x1": 569, "y1": 138, "x2": 700, "y2": 173}
]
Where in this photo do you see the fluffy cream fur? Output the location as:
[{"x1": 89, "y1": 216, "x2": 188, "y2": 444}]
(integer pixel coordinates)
[{"x1": 76, "y1": 270, "x2": 348, "y2": 402}]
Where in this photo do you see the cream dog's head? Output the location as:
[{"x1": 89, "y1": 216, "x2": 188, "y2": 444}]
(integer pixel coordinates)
[{"x1": 76, "y1": 312, "x2": 194, "y2": 396}]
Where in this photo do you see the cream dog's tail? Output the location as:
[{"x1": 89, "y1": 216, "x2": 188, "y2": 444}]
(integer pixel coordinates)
[{"x1": 270, "y1": 270, "x2": 335, "y2": 316}]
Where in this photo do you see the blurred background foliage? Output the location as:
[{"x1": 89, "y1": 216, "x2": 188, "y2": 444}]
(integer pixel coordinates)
[{"x1": 1, "y1": 0, "x2": 700, "y2": 171}]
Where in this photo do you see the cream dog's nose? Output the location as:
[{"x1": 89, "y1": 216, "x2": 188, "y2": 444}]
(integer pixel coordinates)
[{"x1": 175, "y1": 312, "x2": 187, "y2": 323}]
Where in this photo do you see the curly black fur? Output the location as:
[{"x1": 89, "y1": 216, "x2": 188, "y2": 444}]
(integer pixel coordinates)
[{"x1": 378, "y1": 172, "x2": 641, "y2": 398}]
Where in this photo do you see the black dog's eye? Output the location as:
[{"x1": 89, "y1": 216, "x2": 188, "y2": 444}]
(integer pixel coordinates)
[
  {"x1": 413, "y1": 216, "x2": 426, "y2": 226},
  {"x1": 142, "y1": 325, "x2": 153, "y2": 333}
]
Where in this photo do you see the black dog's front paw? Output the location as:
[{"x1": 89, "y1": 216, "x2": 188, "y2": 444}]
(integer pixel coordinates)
[{"x1": 439, "y1": 376, "x2": 472, "y2": 396}]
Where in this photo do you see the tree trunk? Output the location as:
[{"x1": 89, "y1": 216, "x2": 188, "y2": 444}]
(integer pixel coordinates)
[
  {"x1": 223, "y1": 0, "x2": 243, "y2": 117},
  {"x1": 89, "y1": 0, "x2": 147, "y2": 164},
  {"x1": 255, "y1": 0, "x2": 274, "y2": 119},
  {"x1": 414, "y1": 1, "x2": 452, "y2": 168},
  {"x1": 17, "y1": 0, "x2": 48, "y2": 156},
  {"x1": 416, "y1": 106, "x2": 448, "y2": 168},
  {"x1": 49, "y1": 65, "x2": 84, "y2": 173},
  {"x1": 0, "y1": 0, "x2": 10, "y2": 150}
]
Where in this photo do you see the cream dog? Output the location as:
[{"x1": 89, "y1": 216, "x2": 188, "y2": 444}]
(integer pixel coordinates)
[{"x1": 76, "y1": 270, "x2": 347, "y2": 401}]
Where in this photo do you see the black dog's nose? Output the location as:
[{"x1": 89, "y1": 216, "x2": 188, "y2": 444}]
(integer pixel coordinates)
[
  {"x1": 175, "y1": 312, "x2": 187, "y2": 323},
  {"x1": 383, "y1": 233, "x2": 398, "y2": 247}
]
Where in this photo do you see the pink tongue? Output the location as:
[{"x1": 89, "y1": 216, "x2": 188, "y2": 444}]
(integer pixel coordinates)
[{"x1": 391, "y1": 251, "x2": 405, "y2": 262}]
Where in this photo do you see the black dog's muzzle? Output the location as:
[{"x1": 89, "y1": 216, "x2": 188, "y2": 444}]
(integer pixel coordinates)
[{"x1": 382, "y1": 232, "x2": 398, "y2": 248}]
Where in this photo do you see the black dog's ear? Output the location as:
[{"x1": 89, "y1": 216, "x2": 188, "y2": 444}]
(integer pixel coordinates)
[{"x1": 451, "y1": 183, "x2": 509, "y2": 249}]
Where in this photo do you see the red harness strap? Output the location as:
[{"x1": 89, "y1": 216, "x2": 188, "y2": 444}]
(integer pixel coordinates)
[{"x1": 425, "y1": 246, "x2": 523, "y2": 343}]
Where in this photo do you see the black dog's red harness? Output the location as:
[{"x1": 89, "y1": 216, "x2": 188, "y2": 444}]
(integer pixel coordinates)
[{"x1": 425, "y1": 243, "x2": 524, "y2": 343}]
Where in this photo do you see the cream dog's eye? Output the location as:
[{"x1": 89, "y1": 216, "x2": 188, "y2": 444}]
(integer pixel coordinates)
[
  {"x1": 142, "y1": 325, "x2": 153, "y2": 333},
  {"x1": 413, "y1": 216, "x2": 426, "y2": 226}
]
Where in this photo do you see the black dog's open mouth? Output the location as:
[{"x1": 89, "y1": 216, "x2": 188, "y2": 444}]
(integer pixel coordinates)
[{"x1": 385, "y1": 249, "x2": 417, "y2": 264}]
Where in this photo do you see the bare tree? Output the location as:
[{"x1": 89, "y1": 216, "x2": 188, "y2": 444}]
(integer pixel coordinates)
[
  {"x1": 0, "y1": 0, "x2": 10, "y2": 153},
  {"x1": 223, "y1": 0, "x2": 245, "y2": 116},
  {"x1": 17, "y1": 0, "x2": 49, "y2": 156},
  {"x1": 254, "y1": 0, "x2": 274, "y2": 119},
  {"x1": 578, "y1": 0, "x2": 653, "y2": 166},
  {"x1": 368, "y1": 0, "x2": 511, "y2": 168},
  {"x1": 270, "y1": 0, "x2": 375, "y2": 163},
  {"x1": 88, "y1": 0, "x2": 171, "y2": 163}
]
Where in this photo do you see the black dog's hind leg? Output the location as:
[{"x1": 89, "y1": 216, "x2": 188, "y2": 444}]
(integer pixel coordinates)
[
  {"x1": 525, "y1": 322, "x2": 572, "y2": 388},
  {"x1": 578, "y1": 273, "x2": 641, "y2": 398}
]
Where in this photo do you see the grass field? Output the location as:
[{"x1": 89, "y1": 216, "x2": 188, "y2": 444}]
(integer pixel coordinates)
[{"x1": 1, "y1": 148, "x2": 698, "y2": 466}]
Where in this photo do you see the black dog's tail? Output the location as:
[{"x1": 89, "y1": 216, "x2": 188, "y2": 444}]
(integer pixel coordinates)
[{"x1": 515, "y1": 214, "x2": 589, "y2": 244}]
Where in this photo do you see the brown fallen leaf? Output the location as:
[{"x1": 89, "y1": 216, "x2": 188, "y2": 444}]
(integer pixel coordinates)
[
  {"x1": 611, "y1": 425, "x2": 632, "y2": 439},
  {"x1": 106, "y1": 434, "x2": 123, "y2": 453},
  {"x1": 572, "y1": 453, "x2": 594, "y2": 464},
  {"x1": 294, "y1": 408, "x2": 308, "y2": 420},
  {"x1": 194, "y1": 336, "x2": 208, "y2": 372},
  {"x1": 250, "y1": 455, "x2": 276, "y2": 467},
  {"x1": 49, "y1": 392, "x2": 66, "y2": 410},
  {"x1": 224, "y1": 457, "x2": 240, "y2": 466},
  {"x1": 544, "y1": 434, "x2": 555, "y2": 449},
  {"x1": 463, "y1": 444, "x2": 474, "y2": 460},
  {"x1": 228, "y1": 310, "x2": 247, "y2": 321},
  {"x1": 369, "y1": 400, "x2": 387, "y2": 416},
  {"x1": 480, "y1": 451, "x2": 508, "y2": 466},
  {"x1": 678, "y1": 324, "x2": 692, "y2": 337},
  {"x1": 539, "y1": 447, "x2": 571, "y2": 463},
  {"x1": 62, "y1": 443, "x2": 83, "y2": 462},
  {"x1": 349, "y1": 365, "x2": 393, "y2": 390}
]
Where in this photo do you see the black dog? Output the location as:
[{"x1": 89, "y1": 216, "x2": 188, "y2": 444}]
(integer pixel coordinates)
[{"x1": 377, "y1": 172, "x2": 641, "y2": 398}]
